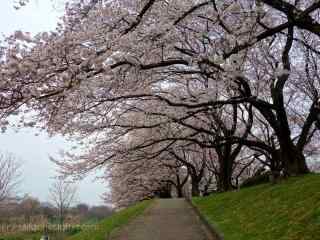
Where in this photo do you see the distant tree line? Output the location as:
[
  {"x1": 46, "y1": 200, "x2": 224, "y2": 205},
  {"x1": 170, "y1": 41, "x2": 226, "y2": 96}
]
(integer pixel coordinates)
[
  {"x1": 0, "y1": 195, "x2": 113, "y2": 225},
  {"x1": 0, "y1": 152, "x2": 112, "y2": 225}
]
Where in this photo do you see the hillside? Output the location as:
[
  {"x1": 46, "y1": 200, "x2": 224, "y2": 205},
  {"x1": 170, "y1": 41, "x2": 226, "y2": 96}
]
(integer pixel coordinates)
[{"x1": 193, "y1": 174, "x2": 320, "y2": 240}]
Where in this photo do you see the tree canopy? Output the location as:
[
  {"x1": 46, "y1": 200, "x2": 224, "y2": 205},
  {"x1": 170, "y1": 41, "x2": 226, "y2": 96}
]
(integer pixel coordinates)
[{"x1": 1, "y1": 0, "x2": 320, "y2": 206}]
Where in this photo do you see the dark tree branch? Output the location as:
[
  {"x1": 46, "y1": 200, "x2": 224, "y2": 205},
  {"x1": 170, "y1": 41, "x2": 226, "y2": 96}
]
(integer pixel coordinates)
[{"x1": 123, "y1": 0, "x2": 157, "y2": 34}]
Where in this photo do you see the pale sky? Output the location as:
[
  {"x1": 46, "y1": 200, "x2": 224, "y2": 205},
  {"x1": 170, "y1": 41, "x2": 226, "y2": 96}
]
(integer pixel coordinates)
[{"x1": 0, "y1": 0, "x2": 106, "y2": 206}]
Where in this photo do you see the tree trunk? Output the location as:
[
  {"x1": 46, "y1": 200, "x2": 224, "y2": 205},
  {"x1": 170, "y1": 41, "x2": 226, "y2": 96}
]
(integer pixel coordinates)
[
  {"x1": 191, "y1": 179, "x2": 200, "y2": 197},
  {"x1": 176, "y1": 186, "x2": 183, "y2": 198},
  {"x1": 217, "y1": 167, "x2": 233, "y2": 192},
  {"x1": 217, "y1": 173, "x2": 233, "y2": 192},
  {"x1": 217, "y1": 151, "x2": 234, "y2": 192},
  {"x1": 280, "y1": 143, "x2": 309, "y2": 176},
  {"x1": 271, "y1": 82, "x2": 310, "y2": 176},
  {"x1": 59, "y1": 208, "x2": 64, "y2": 230}
]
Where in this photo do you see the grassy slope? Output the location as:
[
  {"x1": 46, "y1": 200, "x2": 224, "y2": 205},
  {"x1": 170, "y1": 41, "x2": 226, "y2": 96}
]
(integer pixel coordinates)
[
  {"x1": 193, "y1": 174, "x2": 320, "y2": 240},
  {"x1": 67, "y1": 200, "x2": 152, "y2": 240}
]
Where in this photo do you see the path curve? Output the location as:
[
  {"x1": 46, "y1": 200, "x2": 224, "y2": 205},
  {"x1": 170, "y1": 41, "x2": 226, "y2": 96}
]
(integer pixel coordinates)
[{"x1": 109, "y1": 198, "x2": 216, "y2": 240}]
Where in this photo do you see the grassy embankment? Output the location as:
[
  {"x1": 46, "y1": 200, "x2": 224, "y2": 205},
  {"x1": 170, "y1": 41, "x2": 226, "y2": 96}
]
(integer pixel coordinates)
[
  {"x1": 1, "y1": 200, "x2": 152, "y2": 240},
  {"x1": 67, "y1": 200, "x2": 152, "y2": 240},
  {"x1": 193, "y1": 174, "x2": 320, "y2": 240}
]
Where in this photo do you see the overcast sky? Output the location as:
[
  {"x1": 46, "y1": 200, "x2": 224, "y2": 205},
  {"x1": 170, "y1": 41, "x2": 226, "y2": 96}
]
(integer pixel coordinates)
[{"x1": 0, "y1": 0, "x2": 106, "y2": 206}]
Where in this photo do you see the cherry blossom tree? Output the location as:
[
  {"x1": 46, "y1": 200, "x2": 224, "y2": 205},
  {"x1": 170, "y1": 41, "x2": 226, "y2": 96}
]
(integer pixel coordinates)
[
  {"x1": 1, "y1": 0, "x2": 320, "y2": 206},
  {"x1": 106, "y1": 156, "x2": 178, "y2": 208}
]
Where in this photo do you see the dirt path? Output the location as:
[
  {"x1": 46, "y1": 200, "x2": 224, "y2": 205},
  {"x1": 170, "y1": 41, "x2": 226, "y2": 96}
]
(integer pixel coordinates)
[{"x1": 109, "y1": 198, "x2": 216, "y2": 240}]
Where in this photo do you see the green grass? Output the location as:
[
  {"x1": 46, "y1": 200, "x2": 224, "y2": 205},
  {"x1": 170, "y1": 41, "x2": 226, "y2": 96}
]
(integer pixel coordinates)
[
  {"x1": 67, "y1": 200, "x2": 152, "y2": 240},
  {"x1": 0, "y1": 230, "x2": 78, "y2": 240},
  {"x1": 193, "y1": 174, "x2": 320, "y2": 240},
  {"x1": 0, "y1": 232, "x2": 42, "y2": 240}
]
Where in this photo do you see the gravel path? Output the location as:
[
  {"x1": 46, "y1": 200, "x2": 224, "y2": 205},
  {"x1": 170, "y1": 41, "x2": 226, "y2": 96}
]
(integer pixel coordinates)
[{"x1": 109, "y1": 198, "x2": 216, "y2": 240}]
